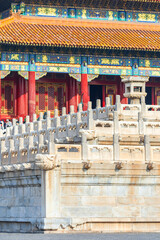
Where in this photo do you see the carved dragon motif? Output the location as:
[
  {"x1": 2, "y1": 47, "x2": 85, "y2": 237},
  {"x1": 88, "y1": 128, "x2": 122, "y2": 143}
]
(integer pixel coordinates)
[{"x1": 35, "y1": 154, "x2": 61, "y2": 171}]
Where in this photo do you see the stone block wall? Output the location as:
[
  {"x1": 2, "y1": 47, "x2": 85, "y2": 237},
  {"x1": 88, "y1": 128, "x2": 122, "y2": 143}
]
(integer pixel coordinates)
[
  {"x1": 59, "y1": 162, "x2": 160, "y2": 232},
  {"x1": 0, "y1": 169, "x2": 41, "y2": 232},
  {"x1": 1, "y1": 161, "x2": 160, "y2": 232}
]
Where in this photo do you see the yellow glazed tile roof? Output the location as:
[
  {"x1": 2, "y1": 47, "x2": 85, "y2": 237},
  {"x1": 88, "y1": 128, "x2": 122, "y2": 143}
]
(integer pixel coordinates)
[{"x1": 1, "y1": 14, "x2": 160, "y2": 51}]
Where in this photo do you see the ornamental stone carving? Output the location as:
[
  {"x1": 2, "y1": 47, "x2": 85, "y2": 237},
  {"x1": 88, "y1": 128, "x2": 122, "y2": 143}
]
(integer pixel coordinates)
[{"x1": 35, "y1": 154, "x2": 61, "y2": 171}]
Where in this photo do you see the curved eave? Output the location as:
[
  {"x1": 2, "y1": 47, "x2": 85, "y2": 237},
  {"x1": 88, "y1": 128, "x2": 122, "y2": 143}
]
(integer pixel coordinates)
[{"x1": 1, "y1": 41, "x2": 160, "y2": 52}]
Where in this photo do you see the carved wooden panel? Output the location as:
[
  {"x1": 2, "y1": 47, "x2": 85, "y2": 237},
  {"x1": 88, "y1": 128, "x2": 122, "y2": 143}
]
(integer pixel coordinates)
[
  {"x1": 1, "y1": 80, "x2": 14, "y2": 115},
  {"x1": 36, "y1": 82, "x2": 66, "y2": 116}
]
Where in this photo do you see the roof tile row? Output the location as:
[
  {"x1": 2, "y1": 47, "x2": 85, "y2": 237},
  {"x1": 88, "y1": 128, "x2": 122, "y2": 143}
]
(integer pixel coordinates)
[{"x1": 0, "y1": 15, "x2": 160, "y2": 51}]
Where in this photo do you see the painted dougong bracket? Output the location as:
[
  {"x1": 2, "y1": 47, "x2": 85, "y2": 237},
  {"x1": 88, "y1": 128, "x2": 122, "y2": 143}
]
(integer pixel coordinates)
[
  {"x1": 1, "y1": 71, "x2": 11, "y2": 79},
  {"x1": 69, "y1": 73, "x2": 99, "y2": 82},
  {"x1": 18, "y1": 71, "x2": 47, "y2": 80}
]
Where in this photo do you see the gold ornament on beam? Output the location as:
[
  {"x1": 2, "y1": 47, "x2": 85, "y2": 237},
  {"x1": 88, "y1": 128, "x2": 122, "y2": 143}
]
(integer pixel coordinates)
[
  {"x1": 35, "y1": 72, "x2": 47, "y2": 80},
  {"x1": 18, "y1": 71, "x2": 28, "y2": 80},
  {"x1": 88, "y1": 74, "x2": 99, "y2": 82},
  {"x1": 1, "y1": 71, "x2": 11, "y2": 79},
  {"x1": 69, "y1": 73, "x2": 81, "y2": 82},
  {"x1": 18, "y1": 71, "x2": 47, "y2": 80},
  {"x1": 69, "y1": 74, "x2": 99, "y2": 82}
]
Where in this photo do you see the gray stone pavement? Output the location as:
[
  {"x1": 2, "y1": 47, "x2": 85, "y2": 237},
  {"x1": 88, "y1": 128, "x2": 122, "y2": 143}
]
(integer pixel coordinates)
[{"x1": 0, "y1": 233, "x2": 160, "y2": 240}]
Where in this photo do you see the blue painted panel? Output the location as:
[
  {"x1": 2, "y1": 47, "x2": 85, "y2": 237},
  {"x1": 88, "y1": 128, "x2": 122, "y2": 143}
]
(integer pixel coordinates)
[
  {"x1": 88, "y1": 67, "x2": 132, "y2": 76},
  {"x1": 1, "y1": 53, "x2": 29, "y2": 62},
  {"x1": 88, "y1": 57, "x2": 132, "y2": 67},
  {"x1": 36, "y1": 55, "x2": 81, "y2": 64}
]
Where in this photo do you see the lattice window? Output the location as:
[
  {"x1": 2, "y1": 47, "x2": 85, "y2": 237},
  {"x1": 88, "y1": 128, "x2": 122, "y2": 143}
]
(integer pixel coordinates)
[
  {"x1": 48, "y1": 87, "x2": 54, "y2": 110},
  {"x1": 5, "y1": 86, "x2": 11, "y2": 110},
  {"x1": 58, "y1": 87, "x2": 64, "y2": 111},
  {"x1": 39, "y1": 86, "x2": 45, "y2": 110}
]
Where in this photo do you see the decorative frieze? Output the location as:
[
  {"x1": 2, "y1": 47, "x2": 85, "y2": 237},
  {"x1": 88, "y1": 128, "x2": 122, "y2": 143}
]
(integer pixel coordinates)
[
  {"x1": 9, "y1": 3, "x2": 160, "y2": 23},
  {"x1": 2, "y1": 53, "x2": 160, "y2": 77},
  {"x1": 36, "y1": 55, "x2": 81, "y2": 65},
  {"x1": 1, "y1": 53, "x2": 29, "y2": 62}
]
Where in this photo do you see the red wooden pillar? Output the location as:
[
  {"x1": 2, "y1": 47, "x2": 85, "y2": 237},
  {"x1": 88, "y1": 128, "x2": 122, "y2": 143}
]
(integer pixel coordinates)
[
  {"x1": 76, "y1": 81, "x2": 79, "y2": 107},
  {"x1": 69, "y1": 77, "x2": 73, "y2": 110},
  {"x1": 81, "y1": 57, "x2": 89, "y2": 111},
  {"x1": 81, "y1": 73, "x2": 89, "y2": 111},
  {"x1": 120, "y1": 81, "x2": 128, "y2": 104},
  {"x1": 17, "y1": 76, "x2": 26, "y2": 117},
  {"x1": 102, "y1": 85, "x2": 106, "y2": 107},
  {"x1": 73, "y1": 78, "x2": 77, "y2": 112},
  {"x1": 28, "y1": 71, "x2": 36, "y2": 121},
  {"x1": 66, "y1": 78, "x2": 69, "y2": 114},
  {"x1": 25, "y1": 79, "x2": 28, "y2": 116},
  {"x1": 152, "y1": 87, "x2": 155, "y2": 105},
  {"x1": 0, "y1": 71, "x2": 1, "y2": 120},
  {"x1": 69, "y1": 77, "x2": 77, "y2": 112}
]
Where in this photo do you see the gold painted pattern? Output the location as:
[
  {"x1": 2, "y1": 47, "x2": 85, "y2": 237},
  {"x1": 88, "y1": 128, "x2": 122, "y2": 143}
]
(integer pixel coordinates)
[
  {"x1": 11, "y1": 54, "x2": 19, "y2": 60},
  {"x1": 37, "y1": 7, "x2": 56, "y2": 16},
  {"x1": 82, "y1": 9, "x2": 87, "y2": 19},
  {"x1": 108, "y1": 11, "x2": 113, "y2": 20},
  {"x1": 139, "y1": 67, "x2": 160, "y2": 71},
  {"x1": 88, "y1": 65, "x2": 132, "y2": 69},
  {"x1": 35, "y1": 63, "x2": 80, "y2": 67},
  {"x1": 1, "y1": 61, "x2": 28, "y2": 65},
  {"x1": 138, "y1": 13, "x2": 156, "y2": 22}
]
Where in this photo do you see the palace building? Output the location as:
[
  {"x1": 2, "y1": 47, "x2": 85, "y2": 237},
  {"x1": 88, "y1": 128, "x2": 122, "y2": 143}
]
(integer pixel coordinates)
[
  {"x1": 0, "y1": 0, "x2": 160, "y2": 121},
  {"x1": 2, "y1": 1, "x2": 160, "y2": 233}
]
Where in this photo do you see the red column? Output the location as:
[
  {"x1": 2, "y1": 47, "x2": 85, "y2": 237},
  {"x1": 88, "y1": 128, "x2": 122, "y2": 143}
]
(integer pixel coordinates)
[
  {"x1": 25, "y1": 79, "x2": 28, "y2": 116},
  {"x1": 0, "y1": 71, "x2": 1, "y2": 120},
  {"x1": 66, "y1": 78, "x2": 69, "y2": 114},
  {"x1": 14, "y1": 79, "x2": 17, "y2": 118},
  {"x1": 81, "y1": 74, "x2": 89, "y2": 111},
  {"x1": 152, "y1": 87, "x2": 155, "y2": 105},
  {"x1": 76, "y1": 81, "x2": 79, "y2": 107},
  {"x1": 102, "y1": 85, "x2": 106, "y2": 107},
  {"x1": 120, "y1": 81, "x2": 128, "y2": 104},
  {"x1": 74, "y1": 79, "x2": 77, "y2": 112},
  {"x1": 69, "y1": 77, "x2": 77, "y2": 112},
  {"x1": 28, "y1": 71, "x2": 36, "y2": 121},
  {"x1": 17, "y1": 76, "x2": 26, "y2": 117}
]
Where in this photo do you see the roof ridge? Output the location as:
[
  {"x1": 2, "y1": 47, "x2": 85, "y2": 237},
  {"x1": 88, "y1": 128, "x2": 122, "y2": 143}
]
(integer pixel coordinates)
[
  {"x1": 1, "y1": 13, "x2": 160, "y2": 33},
  {"x1": 7, "y1": 14, "x2": 160, "y2": 32}
]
